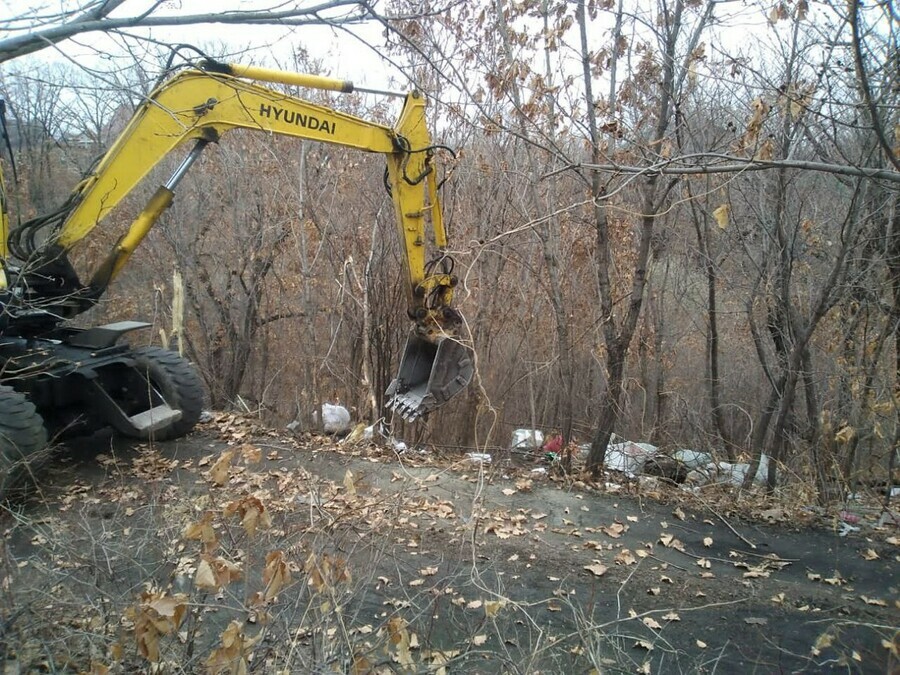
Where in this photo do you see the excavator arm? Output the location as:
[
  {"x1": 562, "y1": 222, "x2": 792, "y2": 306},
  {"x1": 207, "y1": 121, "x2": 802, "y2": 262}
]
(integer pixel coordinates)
[{"x1": 1, "y1": 61, "x2": 472, "y2": 420}]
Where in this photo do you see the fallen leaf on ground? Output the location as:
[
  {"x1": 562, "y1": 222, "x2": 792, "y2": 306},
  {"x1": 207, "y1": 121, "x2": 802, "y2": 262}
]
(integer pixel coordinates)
[
  {"x1": 584, "y1": 563, "x2": 608, "y2": 577},
  {"x1": 615, "y1": 549, "x2": 637, "y2": 565},
  {"x1": 659, "y1": 533, "x2": 685, "y2": 551},
  {"x1": 860, "y1": 596, "x2": 887, "y2": 606},
  {"x1": 604, "y1": 522, "x2": 627, "y2": 538}
]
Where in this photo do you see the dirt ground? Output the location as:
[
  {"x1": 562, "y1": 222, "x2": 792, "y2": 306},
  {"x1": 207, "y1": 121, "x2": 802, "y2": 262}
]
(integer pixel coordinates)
[{"x1": 1, "y1": 415, "x2": 898, "y2": 674}]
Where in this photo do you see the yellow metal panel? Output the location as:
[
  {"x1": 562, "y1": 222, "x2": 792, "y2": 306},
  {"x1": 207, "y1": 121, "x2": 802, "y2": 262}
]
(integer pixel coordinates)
[{"x1": 57, "y1": 69, "x2": 396, "y2": 247}]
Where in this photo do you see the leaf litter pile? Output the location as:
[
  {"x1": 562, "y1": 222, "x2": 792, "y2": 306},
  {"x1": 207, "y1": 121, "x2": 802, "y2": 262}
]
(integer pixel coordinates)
[{"x1": 0, "y1": 412, "x2": 897, "y2": 674}]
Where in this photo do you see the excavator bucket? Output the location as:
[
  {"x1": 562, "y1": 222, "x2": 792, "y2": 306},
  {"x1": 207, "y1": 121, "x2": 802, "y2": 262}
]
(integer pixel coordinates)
[{"x1": 386, "y1": 333, "x2": 474, "y2": 421}]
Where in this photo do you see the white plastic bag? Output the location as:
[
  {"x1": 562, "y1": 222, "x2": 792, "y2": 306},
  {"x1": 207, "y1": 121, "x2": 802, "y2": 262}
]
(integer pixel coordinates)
[{"x1": 319, "y1": 403, "x2": 351, "y2": 435}]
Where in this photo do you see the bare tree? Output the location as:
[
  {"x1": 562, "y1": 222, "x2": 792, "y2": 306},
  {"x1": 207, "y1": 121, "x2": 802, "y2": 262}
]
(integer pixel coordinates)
[{"x1": 0, "y1": 1, "x2": 381, "y2": 63}]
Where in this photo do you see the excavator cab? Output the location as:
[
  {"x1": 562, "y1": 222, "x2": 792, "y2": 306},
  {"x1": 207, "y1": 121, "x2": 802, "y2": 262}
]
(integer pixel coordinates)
[{"x1": 387, "y1": 333, "x2": 474, "y2": 421}]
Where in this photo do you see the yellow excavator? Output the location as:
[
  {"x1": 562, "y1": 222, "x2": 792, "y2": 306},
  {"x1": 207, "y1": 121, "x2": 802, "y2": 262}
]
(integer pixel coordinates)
[{"x1": 0, "y1": 59, "x2": 473, "y2": 496}]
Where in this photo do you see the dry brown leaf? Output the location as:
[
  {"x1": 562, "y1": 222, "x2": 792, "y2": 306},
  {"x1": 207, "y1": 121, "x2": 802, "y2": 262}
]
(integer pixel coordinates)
[
  {"x1": 860, "y1": 596, "x2": 887, "y2": 607},
  {"x1": 662, "y1": 612, "x2": 680, "y2": 621},
  {"x1": 696, "y1": 639, "x2": 707, "y2": 648},
  {"x1": 713, "y1": 204, "x2": 730, "y2": 230},
  {"x1": 263, "y1": 551, "x2": 291, "y2": 600},
  {"x1": 195, "y1": 559, "x2": 219, "y2": 591},
  {"x1": 207, "y1": 450, "x2": 234, "y2": 486},
  {"x1": 472, "y1": 634, "x2": 488, "y2": 646},
  {"x1": 703, "y1": 537, "x2": 713, "y2": 547},
  {"x1": 812, "y1": 631, "x2": 834, "y2": 656},
  {"x1": 643, "y1": 617, "x2": 662, "y2": 630},
  {"x1": 659, "y1": 533, "x2": 685, "y2": 552},
  {"x1": 673, "y1": 507, "x2": 686, "y2": 521},
  {"x1": 861, "y1": 548, "x2": 879, "y2": 561},
  {"x1": 584, "y1": 562, "x2": 608, "y2": 577},
  {"x1": 343, "y1": 469, "x2": 357, "y2": 496},
  {"x1": 484, "y1": 600, "x2": 505, "y2": 617},
  {"x1": 501, "y1": 488, "x2": 516, "y2": 496},
  {"x1": 603, "y1": 522, "x2": 627, "y2": 538},
  {"x1": 184, "y1": 512, "x2": 218, "y2": 550},
  {"x1": 615, "y1": 549, "x2": 637, "y2": 566},
  {"x1": 224, "y1": 497, "x2": 272, "y2": 538},
  {"x1": 205, "y1": 620, "x2": 257, "y2": 675},
  {"x1": 240, "y1": 444, "x2": 262, "y2": 463}
]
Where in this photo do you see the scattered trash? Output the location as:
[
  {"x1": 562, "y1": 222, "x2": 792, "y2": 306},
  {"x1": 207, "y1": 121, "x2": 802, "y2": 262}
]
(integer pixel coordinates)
[
  {"x1": 392, "y1": 439, "x2": 409, "y2": 453},
  {"x1": 838, "y1": 522, "x2": 861, "y2": 537},
  {"x1": 673, "y1": 449, "x2": 713, "y2": 470},
  {"x1": 706, "y1": 455, "x2": 770, "y2": 486},
  {"x1": 511, "y1": 429, "x2": 544, "y2": 451},
  {"x1": 643, "y1": 456, "x2": 689, "y2": 483},
  {"x1": 542, "y1": 433, "x2": 564, "y2": 455},
  {"x1": 317, "y1": 403, "x2": 351, "y2": 435},
  {"x1": 200, "y1": 410, "x2": 214, "y2": 423},
  {"x1": 467, "y1": 452, "x2": 492, "y2": 464},
  {"x1": 606, "y1": 440, "x2": 658, "y2": 477},
  {"x1": 530, "y1": 467, "x2": 547, "y2": 475},
  {"x1": 839, "y1": 510, "x2": 861, "y2": 524},
  {"x1": 684, "y1": 469, "x2": 707, "y2": 485}
]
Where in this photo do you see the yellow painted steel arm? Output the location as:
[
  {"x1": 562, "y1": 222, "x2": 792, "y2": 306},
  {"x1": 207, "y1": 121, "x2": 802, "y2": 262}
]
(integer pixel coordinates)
[
  {"x1": 56, "y1": 68, "x2": 396, "y2": 247},
  {"x1": 38, "y1": 62, "x2": 455, "y2": 332}
]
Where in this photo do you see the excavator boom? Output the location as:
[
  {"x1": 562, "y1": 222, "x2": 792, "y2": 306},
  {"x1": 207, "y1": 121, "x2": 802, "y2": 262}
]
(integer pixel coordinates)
[{"x1": 0, "y1": 59, "x2": 472, "y2": 431}]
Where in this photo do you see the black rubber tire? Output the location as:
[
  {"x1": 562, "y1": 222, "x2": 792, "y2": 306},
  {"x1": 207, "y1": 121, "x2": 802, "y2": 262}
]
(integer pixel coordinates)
[
  {"x1": 0, "y1": 385, "x2": 49, "y2": 502},
  {"x1": 122, "y1": 346, "x2": 206, "y2": 441}
]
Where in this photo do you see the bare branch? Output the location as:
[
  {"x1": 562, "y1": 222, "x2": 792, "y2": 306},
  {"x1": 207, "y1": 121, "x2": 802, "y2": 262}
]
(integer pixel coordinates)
[
  {"x1": 0, "y1": 1, "x2": 373, "y2": 63},
  {"x1": 550, "y1": 154, "x2": 900, "y2": 184}
]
